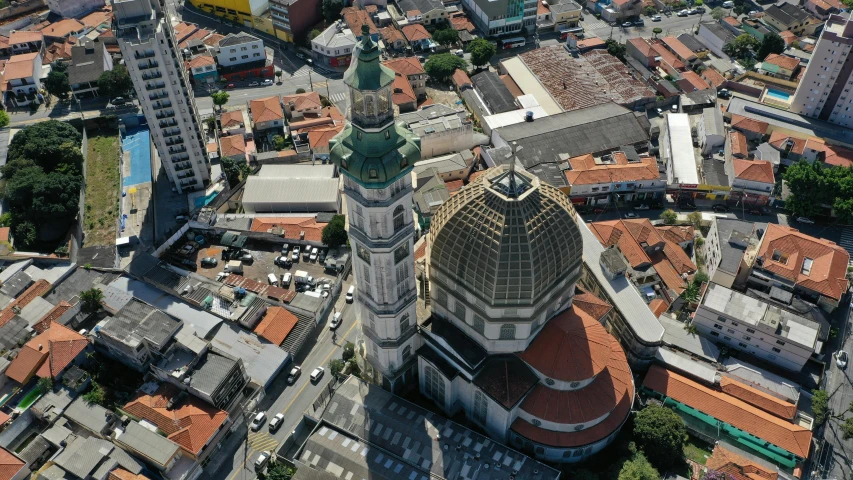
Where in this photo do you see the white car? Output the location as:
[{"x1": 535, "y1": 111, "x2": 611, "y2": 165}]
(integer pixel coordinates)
[
  {"x1": 310, "y1": 247, "x2": 318, "y2": 262},
  {"x1": 269, "y1": 413, "x2": 285, "y2": 432},
  {"x1": 634, "y1": 204, "x2": 650, "y2": 211},
  {"x1": 262, "y1": 79, "x2": 274, "y2": 86},
  {"x1": 796, "y1": 216, "x2": 815, "y2": 224},
  {"x1": 310, "y1": 366, "x2": 325, "y2": 382},
  {"x1": 836, "y1": 351, "x2": 848, "y2": 369},
  {"x1": 250, "y1": 412, "x2": 266, "y2": 431},
  {"x1": 292, "y1": 246, "x2": 301, "y2": 262},
  {"x1": 624, "y1": 213, "x2": 638, "y2": 219},
  {"x1": 652, "y1": 15, "x2": 661, "y2": 21},
  {"x1": 255, "y1": 451, "x2": 271, "y2": 472},
  {"x1": 677, "y1": 9, "x2": 689, "y2": 16},
  {"x1": 330, "y1": 311, "x2": 342, "y2": 330},
  {"x1": 249, "y1": 81, "x2": 260, "y2": 87}
]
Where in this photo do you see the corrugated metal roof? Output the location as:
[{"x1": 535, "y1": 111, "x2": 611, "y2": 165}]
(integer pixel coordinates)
[{"x1": 242, "y1": 177, "x2": 339, "y2": 206}]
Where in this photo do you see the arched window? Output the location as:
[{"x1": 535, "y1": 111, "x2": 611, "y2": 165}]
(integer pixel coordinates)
[
  {"x1": 423, "y1": 365, "x2": 445, "y2": 404},
  {"x1": 400, "y1": 313, "x2": 411, "y2": 332},
  {"x1": 393, "y1": 205, "x2": 405, "y2": 232},
  {"x1": 402, "y1": 345, "x2": 412, "y2": 361},
  {"x1": 499, "y1": 324, "x2": 516, "y2": 340}
]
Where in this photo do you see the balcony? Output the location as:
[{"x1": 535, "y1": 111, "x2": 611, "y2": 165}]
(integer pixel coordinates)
[
  {"x1": 146, "y1": 81, "x2": 166, "y2": 91},
  {"x1": 269, "y1": 3, "x2": 288, "y2": 14},
  {"x1": 141, "y1": 71, "x2": 162, "y2": 80},
  {"x1": 135, "y1": 50, "x2": 156, "y2": 59},
  {"x1": 139, "y1": 60, "x2": 159, "y2": 70},
  {"x1": 271, "y1": 12, "x2": 290, "y2": 22},
  {"x1": 162, "y1": 127, "x2": 181, "y2": 137},
  {"x1": 174, "y1": 161, "x2": 193, "y2": 171},
  {"x1": 165, "y1": 137, "x2": 184, "y2": 147},
  {"x1": 168, "y1": 146, "x2": 187, "y2": 154},
  {"x1": 155, "y1": 110, "x2": 175, "y2": 120},
  {"x1": 179, "y1": 178, "x2": 199, "y2": 187},
  {"x1": 151, "y1": 100, "x2": 172, "y2": 110},
  {"x1": 159, "y1": 119, "x2": 178, "y2": 128}
]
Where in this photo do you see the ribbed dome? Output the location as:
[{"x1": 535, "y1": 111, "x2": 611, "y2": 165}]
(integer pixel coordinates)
[{"x1": 428, "y1": 166, "x2": 584, "y2": 307}]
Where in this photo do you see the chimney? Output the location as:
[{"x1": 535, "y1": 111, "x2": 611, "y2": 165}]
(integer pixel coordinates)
[{"x1": 38, "y1": 344, "x2": 43, "y2": 351}]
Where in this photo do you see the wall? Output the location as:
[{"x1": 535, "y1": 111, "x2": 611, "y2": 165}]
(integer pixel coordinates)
[
  {"x1": 0, "y1": 0, "x2": 46, "y2": 21},
  {"x1": 153, "y1": 223, "x2": 191, "y2": 257}
]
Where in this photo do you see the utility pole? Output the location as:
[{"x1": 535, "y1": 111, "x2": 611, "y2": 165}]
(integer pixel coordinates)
[
  {"x1": 326, "y1": 80, "x2": 330, "y2": 99},
  {"x1": 309, "y1": 69, "x2": 313, "y2": 92}
]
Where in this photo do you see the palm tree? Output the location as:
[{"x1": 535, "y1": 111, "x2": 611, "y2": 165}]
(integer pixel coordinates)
[{"x1": 80, "y1": 288, "x2": 104, "y2": 314}]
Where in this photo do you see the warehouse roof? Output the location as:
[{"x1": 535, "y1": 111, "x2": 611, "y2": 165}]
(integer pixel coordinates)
[{"x1": 242, "y1": 177, "x2": 339, "y2": 207}]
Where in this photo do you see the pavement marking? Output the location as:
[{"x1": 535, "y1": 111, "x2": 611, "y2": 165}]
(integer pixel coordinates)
[
  {"x1": 330, "y1": 93, "x2": 347, "y2": 103},
  {"x1": 247, "y1": 431, "x2": 280, "y2": 452},
  {"x1": 582, "y1": 19, "x2": 610, "y2": 30},
  {"x1": 226, "y1": 318, "x2": 360, "y2": 480}
]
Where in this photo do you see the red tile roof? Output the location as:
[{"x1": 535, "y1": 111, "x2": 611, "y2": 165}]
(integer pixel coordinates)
[
  {"x1": 779, "y1": 30, "x2": 797, "y2": 46},
  {"x1": 733, "y1": 159, "x2": 774, "y2": 184},
  {"x1": 656, "y1": 225, "x2": 694, "y2": 244},
  {"x1": 8, "y1": 30, "x2": 43, "y2": 45},
  {"x1": 572, "y1": 289, "x2": 612, "y2": 320},
  {"x1": 444, "y1": 179, "x2": 464, "y2": 194},
  {"x1": 731, "y1": 114, "x2": 769, "y2": 135},
  {"x1": 649, "y1": 298, "x2": 668, "y2": 317},
  {"x1": 452, "y1": 68, "x2": 471, "y2": 88},
  {"x1": 756, "y1": 223, "x2": 849, "y2": 301},
  {"x1": 5, "y1": 346, "x2": 46, "y2": 385},
  {"x1": 341, "y1": 7, "x2": 378, "y2": 36},
  {"x1": 219, "y1": 135, "x2": 246, "y2": 158},
  {"x1": 220, "y1": 110, "x2": 246, "y2": 129},
  {"x1": 643, "y1": 365, "x2": 812, "y2": 459},
  {"x1": 628, "y1": 37, "x2": 655, "y2": 58},
  {"x1": 680, "y1": 70, "x2": 711, "y2": 91},
  {"x1": 379, "y1": 26, "x2": 404, "y2": 45},
  {"x1": 0, "y1": 412, "x2": 9, "y2": 428},
  {"x1": 402, "y1": 24, "x2": 431, "y2": 42},
  {"x1": 720, "y1": 376, "x2": 797, "y2": 420},
  {"x1": 250, "y1": 96, "x2": 283, "y2": 124},
  {"x1": 6, "y1": 322, "x2": 87, "y2": 384},
  {"x1": 468, "y1": 169, "x2": 488, "y2": 183},
  {"x1": 805, "y1": 138, "x2": 853, "y2": 168},
  {"x1": 769, "y1": 131, "x2": 807, "y2": 155},
  {"x1": 187, "y1": 54, "x2": 215, "y2": 70},
  {"x1": 39, "y1": 19, "x2": 85, "y2": 38},
  {"x1": 390, "y1": 72, "x2": 416, "y2": 105},
  {"x1": 702, "y1": 67, "x2": 726, "y2": 88},
  {"x1": 662, "y1": 36, "x2": 697, "y2": 61},
  {"x1": 109, "y1": 469, "x2": 154, "y2": 480},
  {"x1": 179, "y1": 28, "x2": 211, "y2": 49},
  {"x1": 650, "y1": 42, "x2": 686, "y2": 70},
  {"x1": 0, "y1": 279, "x2": 51, "y2": 327},
  {"x1": 450, "y1": 15, "x2": 475, "y2": 32},
  {"x1": 763, "y1": 53, "x2": 799, "y2": 71},
  {"x1": 705, "y1": 444, "x2": 779, "y2": 480},
  {"x1": 124, "y1": 384, "x2": 228, "y2": 457},
  {"x1": 297, "y1": 123, "x2": 345, "y2": 150},
  {"x1": 0, "y1": 448, "x2": 25, "y2": 480},
  {"x1": 204, "y1": 34, "x2": 225, "y2": 47},
  {"x1": 0, "y1": 228, "x2": 9, "y2": 242},
  {"x1": 250, "y1": 217, "x2": 328, "y2": 242},
  {"x1": 723, "y1": 16, "x2": 742, "y2": 27},
  {"x1": 281, "y1": 91, "x2": 322, "y2": 113},
  {"x1": 730, "y1": 130, "x2": 749, "y2": 157},
  {"x1": 414, "y1": 239, "x2": 427, "y2": 261},
  {"x1": 33, "y1": 300, "x2": 72, "y2": 334},
  {"x1": 383, "y1": 56, "x2": 425, "y2": 76},
  {"x1": 80, "y1": 8, "x2": 112, "y2": 29},
  {"x1": 254, "y1": 306, "x2": 298, "y2": 345},
  {"x1": 564, "y1": 152, "x2": 659, "y2": 186}
]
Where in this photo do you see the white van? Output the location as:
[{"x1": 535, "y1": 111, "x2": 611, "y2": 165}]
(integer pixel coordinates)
[
  {"x1": 267, "y1": 273, "x2": 279, "y2": 286},
  {"x1": 282, "y1": 272, "x2": 292, "y2": 287},
  {"x1": 722, "y1": 0, "x2": 734, "y2": 7},
  {"x1": 346, "y1": 286, "x2": 355, "y2": 303}
]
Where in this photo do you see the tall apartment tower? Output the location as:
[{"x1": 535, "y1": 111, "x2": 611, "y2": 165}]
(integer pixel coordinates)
[
  {"x1": 114, "y1": 0, "x2": 210, "y2": 193},
  {"x1": 790, "y1": 14, "x2": 853, "y2": 128},
  {"x1": 329, "y1": 26, "x2": 422, "y2": 393}
]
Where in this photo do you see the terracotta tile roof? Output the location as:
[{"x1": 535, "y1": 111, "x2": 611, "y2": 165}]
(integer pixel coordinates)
[
  {"x1": 34, "y1": 300, "x2": 72, "y2": 333},
  {"x1": 402, "y1": 24, "x2": 431, "y2": 42},
  {"x1": 452, "y1": 68, "x2": 471, "y2": 87},
  {"x1": 3, "y1": 53, "x2": 38, "y2": 81},
  {"x1": 537, "y1": 0, "x2": 550, "y2": 14},
  {"x1": 731, "y1": 114, "x2": 769, "y2": 135},
  {"x1": 769, "y1": 131, "x2": 807, "y2": 155},
  {"x1": 173, "y1": 21, "x2": 197, "y2": 42},
  {"x1": 705, "y1": 444, "x2": 779, "y2": 480},
  {"x1": 734, "y1": 159, "x2": 774, "y2": 184},
  {"x1": 44, "y1": 39, "x2": 75, "y2": 64},
  {"x1": 644, "y1": 365, "x2": 812, "y2": 458},
  {"x1": 109, "y1": 469, "x2": 153, "y2": 480},
  {"x1": 390, "y1": 72, "x2": 416, "y2": 105},
  {"x1": 383, "y1": 56, "x2": 425, "y2": 76},
  {"x1": 282, "y1": 91, "x2": 322, "y2": 112},
  {"x1": 572, "y1": 289, "x2": 612, "y2": 320},
  {"x1": 5, "y1": 345, "x2": 47, "y2": 385},
  {"x1": 179, "y1": 28, "x2": 211, "y2": 49},
  {"x1": 649, "y1": 298, "x2": 668, "y2": 317},
  {"x1": 250, "y1": 217, "x2": 328, "y2": 242},
  {"x1": 0, "y1": 228, "x2": 9, "y2": 242},
  {"x1": 249, "y1": 96, "x2": 283, "y2": 124},
  {"x1": 730, "y1": 130, "x2": 749, "y2": 157},
  {"x1": 187, "y1": 54, "x2": 215, "y2": 70},
  {"x1": 444, "y1": 179, "x2": 464, "y2": 194},
  {"x1": 628, "y1": 37, "x2": 655, "y2": 58},
  {"x1": 449, "y1": 15, "x2": 475, "y2": 32},
  {"x1": 680, "y1": 70, "x2": 711, "y2": 91},
  {"x1": 650, "y1": 42, "x2": 686, "y2": 70},
  {"x1": 80, "y1": 8, "x2": 112, "y2": 29},
  {"x1": 756, "y1": 223, "x2": 849, "y2": 301},
  {"x1": 589, "y1": 218, "x2": 665, "y2": 268},
  {"x1": 662, "y1": 36, "x2": 697, "y2": 61},
  {"x1": 656, "y1": 225, "x2": 694, "y2": 244},
  {"x1": 254, "y1": 306, "x2": 298, "y2": 345},
  {"x1": 414, "y1": 239, "x2": 427, "y2": 261},
  {"x1": 564, "y1": 152, "x2": 659, "y2": 186},
  {"x1": 805, "y1": 138, "x2": 853, "y2": 168},
  {"x1": 0, "y1": 36, "x2": 8, "y2": 49},
  {"x1": 220, "y1": 110, "x2": 246, "y2": 129},
  {"x1": 298, "y1": 124, "x2": 345, "y2": 150},
  {"x1": 124, "y1": 383, "x2": 228, "y2": 457},
  {"x1": 0, "y1": 279, "x2": 51, "y2": 327},
  {"x1": 9, "y1": 30, "x2": 43, "y2": 45},
  {"x1": 0, "y1": 448, "x2": 25, "y2": 480},
  {"x1": 499, "y1": 74, "x2": 524, "y2": 97},
  {"x1": 0, "y1": 412, "x2": 9, "y2": 428},
  {"x1": 342, "y1": 7, "x2": 378, "y2": 36},
  {"x1": 6, "y1": 322, "x2": 87, "y2": 384},
  {"x1": 720, "y1": 376, "x2": 797, "y2": 420},
  {"x1": 577, "y1": 38, "x2": 606, "y2": 51},
  {"x1": 363, "y1": 5, "x2": 378, "y2": 13},
  {"x1": 219, "y1": 135, "x2": 246, "y2": 158},
  {"x1": 468, "y1": 169, "x2": 488, "y2": 183},
  {"x1": 779, "y1": 30, "x2": 797, "y2": 46},
  {"x1": 702, "y1": 67, "x2": 726, "y2": 88},
  {"x1": 204, "y1": 34, "x2": 225, "y2": 47},
  {"x1": 39, "y1": 19, "x2": 85, "y2": 38},
  {"x1": 651, "y1": 250, "x2": 693, "y2": 294},
  {"x1": 723, "y1": 16, "x2": 742, "y2": 27},
  {"x1": 379, "y1": 26, "x2": 404, "y2": 45},
  {"x1": 763, "y1": 53, "x2": 799, "y2": 71}
]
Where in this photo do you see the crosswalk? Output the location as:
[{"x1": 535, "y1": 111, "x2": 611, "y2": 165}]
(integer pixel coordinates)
[
  {"x1": 581, "y1": 18, "x2": 610, "y2": 31},
  {"x1": 291, "y1": 65, "x2": 313, "y2": 78},
  {"x1": 838, "y1": 226, "x2": 853, "y2": 259},
  {"x1": 329, "y1": 92, "x2": 347, "y2": 103},
  {"x1": 247, "y1": 431, "x2": 279, "y2": 453}
]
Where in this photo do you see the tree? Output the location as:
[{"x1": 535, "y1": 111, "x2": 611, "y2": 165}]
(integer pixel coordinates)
[
  {"x1": 605, "y1": 39, "x2": 627, "y2": 62},
  {"x1": 757, "y1": 32, "x2": 785, "y2": 61},
  {"x1": 97, "y1": 65, "x2": 133, "y2": 98},
  {"x1": 682, "y1": 281, "x2": 700, "y2": 303},
  {"x1": 14, "y1": 221, "x2": 36, "y2": 247},
  {"x1": 83, "y1": 381, "x2": 106, "y2": 405},
  {"x1": 694, "y1": 0, "x2": 703, "y2": 5},
  {"x1": 722, "y1": 34, "x2": 758, "y2": 60},
  {"x1": 9, "y1": 120, "x2": 82, "y2": 167},
  {"x1": 687, "y1": 211, "x2": 703, "y2": 228},
  {"x1": 433, "y1": 28, "x2": 459, "y2": 46},
  {"x1": 51, "y1": 60, "x2": 68, "y2": 74},
  {"x1": 618, "y1": 452, "x2": 661, "y2": 480},
  {"x1": 44, "y1": 71, "x2": 71, "y2": 100},
  {"x1": 812, "y1": 389, "x2": 830, "y2": 424},
  {"x1": 30, "y1": 172, "x2": 83, "y2": 223},
  {"x1": 275, "y1": 70, "x2": 283, "y2": 81},
  {"x1": 693, "y1": 270, "x2": 709, "y2": 285},
  {"x1": 262, "y1": 463, "x2": 295, "y2": 480},
  {"x1": 5, "y1": 166, "x2": 46, "y2": 214},
  {"x1": 783, "y1": 159, "x2": 841, "y2": 219},
  {"x1": 37, "y1": 376, "x2": 53, "y2": 393},
  {"x1": 211, "y1": 91, "x2": 230, "y2": 112},
  {"x1": 309, "y1": 29, "x2": 322, "y2": 41},
  {"x1": 221, "y1": 156, "x2": 251, "y2": 187},
  {"x1": 322, "y1": 214, "x2": 348, "y2": 248},
  {"x1": 633, "y1": 404, "x2": 687, "y2": 471},
  {"x1": 0, "y1": 213, "x2": 11, "y2": 228},
  {"x1": 329, "y1": 358, "x2": 345, "y2": 377},
  {"x1": 272, "y1": 135, "x2": 287, "y2": 151},
  {"x1": 322, "y1": 0, "x2": 344, "y2": 22},
  {"x1": 204, "y1": 115, "x2": 217, "y2": 131},
  {"x1": 0, "y1": 110, "x2": 9, "y2": 128},
  {"x1": 643, "y1": 6, "x2": 658, "y2": 16},
  {"x1": 467, "y1": 38, "x2": 496, "y2": 69},
  {"x1": 711, "y1": 7, "x2": 726, "y2": 20},
  {"x1": 652, "y1": 27, "x2": 663, "y2": 38},
  {"x1": 295, "y1": 88, "x2": 306, "y2": 94},
  {"x1": 343, "y1": 342, "x2": 355, "y2": 362},
  {"x1": 842, "y1": 417, "x2": 853, "y2": 440},
  {"x1": 660, "y1": 209, "x2": 678, "y2": 224},
  {"x1": 81, "y1": 288, "x2": 104, "y2": 314},
  {"x1": 424, "y1": 53, "x2": 467, "y2": 82}
]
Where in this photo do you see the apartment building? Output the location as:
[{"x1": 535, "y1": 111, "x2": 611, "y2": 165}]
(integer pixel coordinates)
[
  {"x1": 790, "y1": 15, "x2": 853, "y2": 129},
  {"x1": 462, "y1": 0, "x2": 538, "y2": 37},
  {"x1": 46, "y1": 0, "x2": 105, "y2": 19},
  {"x1": 216, "y1": 33, "x2": 265, "y2": 68},
  {"x1": 694, "y1": 283, "x2": 820, "y2": 372},
  {"x1": 269, "y1": 0, "x2": 322, "y2": 43},
  {"x1": 114, "y1": 0, "x2": 210, "y2": 194},
  {"x1": 311, "y1": 21, "x2": 356, "y2": 70}
]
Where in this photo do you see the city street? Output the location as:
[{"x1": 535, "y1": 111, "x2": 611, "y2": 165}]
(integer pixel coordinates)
[{"x1": 817, "y1": 302, "x2": 853, "y2": 480}]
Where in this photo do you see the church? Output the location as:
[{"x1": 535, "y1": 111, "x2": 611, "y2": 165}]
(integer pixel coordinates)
[{"x1": 330, "y1": 26, "x2": 640, "y2": 464}]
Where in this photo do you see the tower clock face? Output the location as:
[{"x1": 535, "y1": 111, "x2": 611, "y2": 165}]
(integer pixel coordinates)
[{"x1": 357, "y1": 244, "x2": 371, "y2": 264}]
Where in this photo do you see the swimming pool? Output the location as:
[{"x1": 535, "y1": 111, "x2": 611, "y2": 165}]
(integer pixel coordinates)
[
  {"x1": 121, "y1": 126, "x2": 153, "y2": 188},
  {"x1": 194, "y1": 191, "x2": 219, "y2": 209},
  {"x1": 766, "y1": 88, "x2": 792, "y2": 101}
]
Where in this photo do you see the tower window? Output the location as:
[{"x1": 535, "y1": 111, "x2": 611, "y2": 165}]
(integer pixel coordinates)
[
  {"x1": 473, "y1": 390, "x2": 488, "y2": 425},
  {"x1": 499, "y1": 324, "x2": 516, "y2": 340},
  {"x1": 393, "y1": 205, "x2": 405, "y2": 232},
  {"x1": 369, "y1": 168, "x2": 378, "y2": 179}
]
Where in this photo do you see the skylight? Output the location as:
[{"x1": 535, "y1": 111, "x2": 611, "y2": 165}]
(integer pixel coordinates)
[{"x1": 801, "y1": 257, "x2": 813, "y2": 276}]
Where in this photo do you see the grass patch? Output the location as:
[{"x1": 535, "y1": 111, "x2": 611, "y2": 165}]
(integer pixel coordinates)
[
  {"x1": 684, "y1": 437, "x2": 712, "y2": 465},
  {"x1": 83, "y1": 128, "x2": 121, "y2": 246}
]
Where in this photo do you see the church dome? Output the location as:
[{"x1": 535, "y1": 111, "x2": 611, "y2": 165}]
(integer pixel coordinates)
[{"x1": 428, "y1": 166, "x2": 584, "y2": 307}]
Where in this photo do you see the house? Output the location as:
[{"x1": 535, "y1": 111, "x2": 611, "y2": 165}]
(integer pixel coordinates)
[
  {"x1": 2, "y1": 52, "x2": 43, "y2": 107},
  {"x1": 698, "y1": 106, "x2": 725, "y2": 155},
  {"x1": 187, "y1": 53, "x2": 217, "y2": 85},
  {"x1": 730, "y1": 114, "x2": 769, "y2": 141},
  {"x1": 650, "y1": 41, "x2": 687, "y2": 74},
  {"x1": 451, "y1": 68, "x2": 472, "y2": 92},
  {"x1": 728, "y1": 159, "x2": 775, "y2": 205},
  {"x1": 721, "y1": 16, "x2": 742, "y2": 35},
  {"x1": 311, "y1": 21, "x2": 356, "y2": 70},
  {"x1": 219, "y1": 134, "x2": 249, "y2": 162},
  {"x1": 185, "y1": 351, "x2": 249, "y2": 410},
  {"x1": 216, "y1": 33, "x2": 266, "y2": 69},
  {"x1": 705, "y1": 444, "x2": 785, "y2": 480},
  {"x1": 626, "y1": 37, "x2": 657, "y2": 69},
  {"x1": 764, "y1": 3, "x2": 823, "y2": 36},
  {"x1": 805, "y1": 0, "x2": 843, "y2": 20},
  {"x1": 113, "y1": 420, "x2": 184, "y2": 474},
  {"x1": 697, "y1": 22, "x2": 736, "y2": 59},
  {"x1": 281, "y1": 91, "x2": 323, "y2": 121},
  {"x1": 398, "y1": 0, "x2": 448, "y2": 25},
  {"x1": 592, "y1": 0, "x2": 642, "y2": 22},
  {"x1": 220, "y1": 109, "x2": 250, "y2": 136},
  {"x1": 44, "y1": 38, "x2": 76, "y2": 65},
  {"x1": 413, "y1": 150, "x2": 476, "y2": 182},
  {"x1": 401, "y1": 24, "x2": 433, "y2": 52},
  {"x1": 249, "y1": 96, "x2": 284, "y2": 132},
  {"x1": 380, "y1": 26, "x2": 406, "y2": 51},
  {"x1": 46, "y1": 0, "x2": 105, "y2": 18},
  {"x1": 5, "y1": 322, "x2": 89, "y2": 385},
  {"x1": 51, "y1": 435, "x2": 145, "y2": 479},
  {"x1": 38, "y1": 19, "x2": 86, "y2": 42},
  {"x1": 8, "y1": 31, "x2": 44, "y2": 55},
  {"x1": 701, "y1": 67, "x2": 726, "y2": 89},
  {"x1": 677, "y1": 71, "x2": 711, "y2": 92},
  {"x1": 384, "y1": 56, "x2": 427, "y2": 103},
  {"x1": 412, "y1": 168, "x2": 450, "y2": 229},
  {"x1": 749, "y1": 223, "x2": 850, "y2": 312},
  {"x1": 802, "y1": 137, "x2": 853, "y2": 168},
  {"x1": 703, "y1": 218, "x2": 760, "y2": 288},
  {"x1": 253, "y1": 306, "x2": 299, "y2": 345},
  {"x1": 758, "y1": 53, "x2": 800, "y2": 80},
  {"x1": 123, "y1": 383, "x2": 229, "y2": 460},
  {"x1": 95, "y1": 300, "x2": 182, "y2": 371},
  {"x1": 0, "y1": 447, "x2": 26, "y2": 480},
  {"x1": 661, "y1": 36, "x2": 697, "y2": 65},
  {"x1": 729, "y1": 131, "x2": 749, "y2": 159},
  {"x1": 564, "y1": 151, "x2": 665, "y2": 206},
  {"x1": 342, "y1": 7, "x2": 379, "y2": 40},
  {"x1": 292, "y1": 119, "x2": 345, "y2": 161},
  {"x1": 68, "y1": 38, "x2": 113, "y2": 99}
]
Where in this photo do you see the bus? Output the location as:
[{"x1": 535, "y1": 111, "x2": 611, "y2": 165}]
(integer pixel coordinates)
[
  {"x1": 559, "y1": 27, "x2": 584, "y2": 40},
  {"x1": 500, "y1": 37, "x2": 526, "y2": 50}
]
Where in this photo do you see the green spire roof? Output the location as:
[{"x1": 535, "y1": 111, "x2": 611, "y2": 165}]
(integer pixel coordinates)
[{"x1": 344, "y1": 25, "x2": 395, "y2": 92}]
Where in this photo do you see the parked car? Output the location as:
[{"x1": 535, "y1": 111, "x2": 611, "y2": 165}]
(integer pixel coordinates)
[
  {"x1": 262, "y1": 79, "x2": 274, "y2": 86},
  {"x1": 249, "y1": 81, "x2": 260, "y2": 87},
  {"x1": 671, "y1": 103, "x2": 679, "y2": 113},
  {"x1": 310, "y1": 366, "x2": 325, "y2": 382},
  {"x1": 310, "y1": 247, "x2": 318, "y2": 262},
  {"x1": 292, "y1": 246, "x2": 301, "y2": 262},
  {"x1": 282, "y1": 272, "x2": 292, "y2": 287},
  {"x1": 255, "y1": 452, "x2": 271, "y2": 472},
  {"x1": 652, "y1": 15, "x2": 662, "y2": 21},
  {"x1": 240, "y1": 253, "x2": 254, "y2": 263},
  {"x1": 200, "y1": 257, "x2": 218, "y2": 268},
  {"x1": 274, "y1": 255, "x2": 291, "y2": 267},
  {"x1": 330, "y1": 311, "x2": 342, "y2": 330},
  {"x1": 634, "y1": 19, "x2": 644, "y2": 26},
  {"x1": 837, "y1": 351, "x2": 849, "y2": 369},
  {"x1": 677, "y1": 9, "x2": 689, "y2": 16},
  {"x1": 111, "y1": 97, "x2": 127, "y2": 105},
  {"x1": 287, "y1": 365, "x2": 301, "y2": 384},
  {"x1": 624, "y1": 213, "x2": 639, "y2": 219},
  {"x1": 796, "y1": 216, "x2": 814, "y2": 224},
  {"x1": 634, "y1": 204, "x2": 650, "y2": 210},
  {"x1": 722, "y1": 0, "x2": 734, "y2": 7},
  {"x1": 281, "y1": 243, "x2": 290, "y2": 255},
  {"x1": 718, "y1": 89, "x2": 731, "y2": 99},
  {"x1": 712, "y1": 204, "x2": 730, "y2": 212},
  {"x1": 225, "y1": 83, "x2": 235, "y2": 89},
  {"x1": 250, "y1": 412, "x2": 266, "y2": 431},
  {"x1": 694, "y1": 6, "x2": 705, "y2": 13},
  {"x1": 318, "y1": 249, "x2": 328, "y2": 263},
  {"x1": 269, "y1": 413, "x2": 285, "y2": 432},
  {"x1": 622, "y1": 21, "x2": 633, "y2": 27}
]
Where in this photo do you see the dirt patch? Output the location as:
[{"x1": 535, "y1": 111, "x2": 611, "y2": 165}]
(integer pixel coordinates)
[{"x1": 425, "y1": 86, "x2": 462, "y2": 109}]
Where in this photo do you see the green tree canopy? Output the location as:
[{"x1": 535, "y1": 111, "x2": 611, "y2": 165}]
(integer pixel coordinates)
[
  {"x1": 221, "y1": 156, "x2": 251, "y2": 188},
  {"x1": 433, "y1": 28, "x2": 459, "y2": 46},
  {"x1": 50, "y1": 60, "x2": 68, "y2": 73},
  {"x1": 322, "y1": 214, "x2": 348, "y2": 248},
  {"x1": 605, "y1": 39, "x2": 627, "y2": 61},
  {"x1": 97, "y1": 65, "x2": 132, "y2": 99},
  {"x1": 723, "y1": 34, "x2": 758, "y2": 60},
  {"x1": 29, "y1": 172, "x2": 83, "y2": 223},
  {"x1": 618, "y1": 452, "x2": 661, "y2": 480},
  {"x1": 81, "y1": 288, "x2": 104, "y2": 314},
  {"x1": 687, "y1": 211, "x2": 703, "y2": 228},
  {"x1": 660, "y1": 209, "x2": 678, "y2": 224},
  {"x1": 8, "y1": 120, "x2": 82, "y2": 170},
  {"x1": 757, "y1": 32, "x2": 786, "y2": 61},
  {"x1": 211, "y1": 91, "x2": 230, "y2": 111},
  {"x1": 467, "y1": 38, "x2": 496, "y2": 69},
  {"x1": 0, "y1": 111, "x2": 9, "y2": 128},
  {"x1": 424, "y1": 53, "x2": 467, "y2": 82},
  {"x1": 633, "y1": 405, "x2": 687, "y2": 471},
  {"x1": 322, "y1": 0, "x2": 345, "y2": 22},
  {"x1": 711, "y1": 7, "x2": 726, "y2": 20},
  {"x1": 45, "y1": 71, "x2": 71, "y2": 100},
  {"x1": 812, "y1": 389, "x2": 830, "y2": 424},
  {"x1": 652, "y1": 27, "x2": 663, "y2": 38},
  {"x1": 329, "y1": 358, "x2": 345, "y2": 377},
  {"x1": 14, "y1": 221, "x2": 36, "y2": 247},
  {"x1": 782, "y1": 159, "x2": 853, "y2": 222}
]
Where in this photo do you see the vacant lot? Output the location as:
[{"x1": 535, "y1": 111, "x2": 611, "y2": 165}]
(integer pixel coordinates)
[{"x1": 84, "y1": 128, "x2": 121, "y2": 246}]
